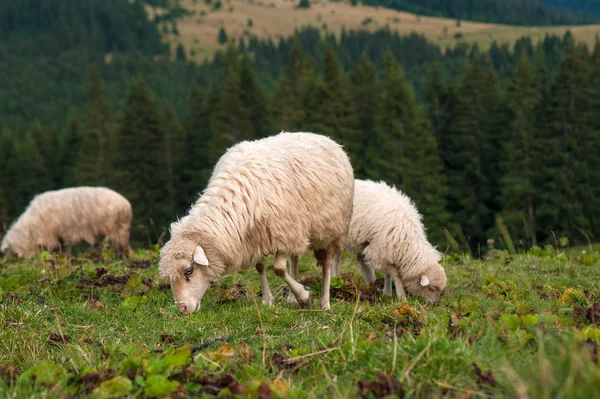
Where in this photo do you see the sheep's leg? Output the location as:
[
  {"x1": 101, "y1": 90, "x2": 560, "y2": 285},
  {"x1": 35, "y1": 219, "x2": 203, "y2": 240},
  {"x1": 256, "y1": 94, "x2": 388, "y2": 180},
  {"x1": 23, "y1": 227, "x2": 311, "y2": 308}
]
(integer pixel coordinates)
[
  {"x1": 383, "y1": 274, "x2": 393, "y2": 296},
  {"x1": 331, "y1": 252, "x2": 341, "y2": 277},
  {"x1": 286, "y1": 256, "x2": 299, "y2": 305},
  {"x1": 389, "y1": 270, "x2": 407, "y2": 301},
  {"x1": 255, "y1": 259, "x2": 274, "y2": 306},
  {"x1": 316, "y1": 249, "x2": 335, "y2": 310},
  {"x1": 271, "y1": 254, "x2": 310, "y2": 308},
  {"x1": 357, "y1": 252, "x2": 376, "y2": 285}
]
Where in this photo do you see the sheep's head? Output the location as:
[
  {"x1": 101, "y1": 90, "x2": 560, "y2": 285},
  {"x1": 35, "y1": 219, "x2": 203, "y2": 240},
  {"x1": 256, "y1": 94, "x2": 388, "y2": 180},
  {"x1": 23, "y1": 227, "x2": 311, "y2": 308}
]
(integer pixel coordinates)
[
  {"x1": 405, "y1": 263, "x2": 447, "y2": 304},
  {"x1": 159, "y1": 237, "x2": 216, "y2": 315}
]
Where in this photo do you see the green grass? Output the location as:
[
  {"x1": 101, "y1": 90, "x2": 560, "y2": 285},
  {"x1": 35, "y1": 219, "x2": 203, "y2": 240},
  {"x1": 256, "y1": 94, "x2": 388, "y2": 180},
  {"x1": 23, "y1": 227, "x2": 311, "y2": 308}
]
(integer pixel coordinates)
[{"x1": 1, "y1": 244, "x2": 600, "y2": 398}]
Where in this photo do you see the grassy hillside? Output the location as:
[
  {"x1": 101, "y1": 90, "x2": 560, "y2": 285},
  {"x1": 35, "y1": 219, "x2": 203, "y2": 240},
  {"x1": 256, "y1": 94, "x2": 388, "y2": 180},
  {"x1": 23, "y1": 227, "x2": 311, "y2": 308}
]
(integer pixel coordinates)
[
  {"x1": 1, "y1": 245, "x2": 600, "y2": 397},
  {"x1": 148, "y1": 0, "x2": 600, "y2": 62}
]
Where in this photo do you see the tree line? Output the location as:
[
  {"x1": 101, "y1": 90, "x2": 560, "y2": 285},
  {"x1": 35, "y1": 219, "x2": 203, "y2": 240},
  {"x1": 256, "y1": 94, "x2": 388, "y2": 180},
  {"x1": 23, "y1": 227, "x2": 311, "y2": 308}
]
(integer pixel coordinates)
[
  {"x1": 356, "y1": 0, "x2": 599, "y2": 25},
  {"x1": 1, "y1": 34, "x2": 599, "y2": 254}
]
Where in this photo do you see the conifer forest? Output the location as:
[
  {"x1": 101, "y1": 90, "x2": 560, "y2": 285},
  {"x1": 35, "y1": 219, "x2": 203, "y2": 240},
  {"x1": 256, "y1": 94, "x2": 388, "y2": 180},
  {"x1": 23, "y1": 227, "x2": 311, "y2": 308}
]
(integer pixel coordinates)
[{"x1": 1, "y1": 0, "x2": 600, "y2": 254}]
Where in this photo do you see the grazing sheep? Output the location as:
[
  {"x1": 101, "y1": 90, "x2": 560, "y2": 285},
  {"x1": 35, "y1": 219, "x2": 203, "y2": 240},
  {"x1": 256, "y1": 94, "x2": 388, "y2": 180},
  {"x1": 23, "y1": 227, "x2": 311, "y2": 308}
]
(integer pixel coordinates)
[
  {"x1": 337, "y1": 179, "x2": 447, "y2": 304},
  {"x1": 159, "y1": 132, "x2": 354, "y2": 314},
  {"x1": 0, "y1": 187, "x2": 132, "y2": 258}
]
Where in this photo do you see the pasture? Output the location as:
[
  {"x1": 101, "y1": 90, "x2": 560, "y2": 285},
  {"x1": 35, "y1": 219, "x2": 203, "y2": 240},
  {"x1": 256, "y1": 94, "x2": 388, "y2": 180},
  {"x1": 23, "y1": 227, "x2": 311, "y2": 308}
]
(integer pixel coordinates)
[
  {"x1": 149, "y1": 0, "x2": 600, "y2": 61},
  {"x1": 1, "y1": 244, "x2": 599, "y2": 398}
]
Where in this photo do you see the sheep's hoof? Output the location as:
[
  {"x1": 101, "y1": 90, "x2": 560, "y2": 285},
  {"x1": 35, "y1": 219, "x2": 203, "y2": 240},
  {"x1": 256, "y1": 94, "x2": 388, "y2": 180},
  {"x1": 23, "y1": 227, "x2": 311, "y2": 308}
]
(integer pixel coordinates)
[
  {"x1": 319, "y1": 299, "x2": 331, "y2": 310},
  {"x1": 262, "y1": 294, "x2": 275, "y2": 306},
  {"x1": 382, "y1": 289, "x2": 393, "y2": 297},
  {"x1": 296, "y1": 291, "x2": 311, "y2": 308},
  {"x1": 286, "y1": 293, "x2": 299, "y2": 306}
]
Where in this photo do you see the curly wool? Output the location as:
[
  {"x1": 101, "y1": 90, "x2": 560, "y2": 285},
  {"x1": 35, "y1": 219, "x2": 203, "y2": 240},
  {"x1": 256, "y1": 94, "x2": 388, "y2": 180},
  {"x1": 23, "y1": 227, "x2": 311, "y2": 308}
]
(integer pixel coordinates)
[
  {"x1": 347, "y1": 179, "x2": 441, "y2": 279},
  {"x1": 1, "y1": 187, "x2": 132, "y2": 257},
  {"x1": 159, "y1": 131, "x2": 354, "y2": 281}
]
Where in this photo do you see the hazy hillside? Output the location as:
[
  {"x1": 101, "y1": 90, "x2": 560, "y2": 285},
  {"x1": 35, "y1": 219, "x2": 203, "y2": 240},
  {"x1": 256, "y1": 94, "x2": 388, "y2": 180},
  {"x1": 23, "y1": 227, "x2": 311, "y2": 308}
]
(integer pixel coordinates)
[
  {"x1": 355, "y1": 0, "x2": 598, "y2": 25},
  {"x1": 151, "y1": 0, "x2": 600, "y2": 62},
  {"x1": 542, "y1": 0, "x2": 600, "y2": 15}
]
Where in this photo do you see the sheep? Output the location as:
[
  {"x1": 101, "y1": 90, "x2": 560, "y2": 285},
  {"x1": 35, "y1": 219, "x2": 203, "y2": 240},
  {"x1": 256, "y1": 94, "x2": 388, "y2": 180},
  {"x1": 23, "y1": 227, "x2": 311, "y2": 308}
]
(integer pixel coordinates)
[
  {"x1": 0, "y1": 187, "x2": 132, "y2": 258},
  {"x1": 335, "y1": 179, "x2": 447, "y2": 304},
  {"x1": 158, "y1": 131, "x2": 354, "y2": 314}
]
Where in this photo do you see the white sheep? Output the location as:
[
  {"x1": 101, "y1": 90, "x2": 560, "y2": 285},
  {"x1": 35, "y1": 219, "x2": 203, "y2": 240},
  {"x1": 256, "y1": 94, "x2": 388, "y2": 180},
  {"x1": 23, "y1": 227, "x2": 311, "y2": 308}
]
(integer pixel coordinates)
[
  {"x1": 336, "y1": 179, "x2": 447, "y2": 304},
  {"x1": 0, "y1": 187, "x2": 132, "y2": 258},
  {"x1": 159, "y1": 132, "x2": 354, "y2": 314}
]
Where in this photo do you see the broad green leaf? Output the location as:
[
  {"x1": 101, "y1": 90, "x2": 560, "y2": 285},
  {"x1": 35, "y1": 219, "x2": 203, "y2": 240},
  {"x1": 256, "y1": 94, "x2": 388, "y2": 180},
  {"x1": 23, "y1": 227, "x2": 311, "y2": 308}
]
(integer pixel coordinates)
[
  {"x1": 91, "y1": 376, "x2": 132, "y2": 399},
  {"x1": 17, "y1": 360, "x2": 65, "y2": 386},
  {"x1": 144, "y1": 375, "x2": 179, "y2": 397}
]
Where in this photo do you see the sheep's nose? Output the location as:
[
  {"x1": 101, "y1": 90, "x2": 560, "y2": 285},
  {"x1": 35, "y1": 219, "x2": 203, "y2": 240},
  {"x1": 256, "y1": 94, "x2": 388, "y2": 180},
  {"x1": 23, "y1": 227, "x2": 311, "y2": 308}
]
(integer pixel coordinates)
[{"x1": 178, "y1": 303, "x2": 188, "y2": 313}]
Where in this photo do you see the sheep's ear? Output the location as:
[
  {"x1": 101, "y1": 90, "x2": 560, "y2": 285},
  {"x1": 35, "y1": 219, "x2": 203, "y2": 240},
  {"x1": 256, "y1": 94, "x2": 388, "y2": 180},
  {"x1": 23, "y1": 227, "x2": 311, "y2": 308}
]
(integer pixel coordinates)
[
  {"x1": 193, "y1": 245, "x2": 209, "y2": 266},
  {"x1": 420, "y1": 275, "x2": 430, "y2": 287}
]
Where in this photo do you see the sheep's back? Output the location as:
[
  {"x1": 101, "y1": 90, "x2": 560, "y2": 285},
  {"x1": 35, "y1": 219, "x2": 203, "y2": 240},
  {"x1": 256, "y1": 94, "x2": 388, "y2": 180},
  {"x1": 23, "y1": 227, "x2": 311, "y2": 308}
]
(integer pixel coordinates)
[{"x1": 189, "y1": 132, "x2": 354, "y2": 257}]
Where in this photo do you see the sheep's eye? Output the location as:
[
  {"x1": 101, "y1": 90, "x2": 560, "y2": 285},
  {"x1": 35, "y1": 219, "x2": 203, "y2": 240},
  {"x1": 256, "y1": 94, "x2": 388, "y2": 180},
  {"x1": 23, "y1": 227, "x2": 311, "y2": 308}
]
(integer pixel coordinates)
[{"x1": 183, "y1": 266, "x2": 193, "y2": 277}]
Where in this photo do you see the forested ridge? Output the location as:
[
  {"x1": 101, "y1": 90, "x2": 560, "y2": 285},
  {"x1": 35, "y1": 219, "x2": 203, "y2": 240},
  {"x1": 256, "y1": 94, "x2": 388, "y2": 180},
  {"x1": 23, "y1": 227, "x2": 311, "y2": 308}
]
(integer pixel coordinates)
[
  {"x1": 0, "y1": 0, "x2": 599, "y2": 254},
  {"x1": 356, "y1": 0, "x2": 600, "y2": 25}
]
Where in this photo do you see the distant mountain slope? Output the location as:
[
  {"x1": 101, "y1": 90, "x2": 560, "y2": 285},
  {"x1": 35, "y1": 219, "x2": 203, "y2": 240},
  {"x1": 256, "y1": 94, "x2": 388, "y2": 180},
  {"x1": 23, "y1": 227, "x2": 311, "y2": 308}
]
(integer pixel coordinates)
[
  {"x1": 0, "y1": 0, "x2": 167, "y2": 55},
  {"x1": 542, "y1": 0, "x2": 600, "y2": 15},
  {"x1": 357, "y1": 0, "x2": 597, "y2": 25},
  {"x1": 152, "y1": 0, "x2": 600, "y2": 62}
]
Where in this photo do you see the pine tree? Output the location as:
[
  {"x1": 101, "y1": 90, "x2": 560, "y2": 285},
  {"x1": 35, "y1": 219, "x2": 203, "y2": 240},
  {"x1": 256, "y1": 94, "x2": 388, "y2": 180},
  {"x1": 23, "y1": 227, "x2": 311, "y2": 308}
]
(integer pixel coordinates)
[
  {"x1": 535, "y1": 44, "x2": 597, "y2": 242},
  {"x1": 268, "y1": 39, "x2": 305, "y2": 132},
  {"x1": 114, "y1": 79, "x2": 168, "y2": 243},
  {"x1": 218, "y1": 27, "x2": 228, "y2": 44},
  {"x1": 300, "y1": 59, "x2": 320, "y2": 132},
  {"x1": 310, "y1": 45, "x2": 359, "y2": 161},
  {"x1": 209, "y1": 45, "x2": 253, "y2": 162},
  {"x1": 239, "y1": 54, "x2": 268, "y2": 138},
  {"x1": 373, "y1": 52, "x2": 450, "y2": 243},
  {"x1": 76, "y1": 65, "x2": 112, "y2": 186},
  {"x1": 185, "y1": 83, "x2": 220, "y2": 203},
  {"x1": 585, "y1": 39, "x2": 600, "y2": 237},
  {"x1": 9, "y1": 131, "x2": 48, "y2": 217},
  {"x1": 61, "y1": 114, "x2": 83, "y2": 187},
  {"x1": 162, "y1": 103, "x2": 187, "y2": 218},
  {"x1": 499, "y1": 52, "x2": 540, "y2": 246},
  {"x1": 348, "y1": 52, "x2": 379, "y2": 178},
  {"x1": 0, "y1": 130, "x2": 16, "y2": 228},
  {"x1": 29, "y1": 122, "x2": 62, "y2": 191},
  {"x1": 445, "y1": 54, "x2": 502, "y2": 248},
  {"x1": 176, "y1": 44, "x2": 186, "y2": 61}
]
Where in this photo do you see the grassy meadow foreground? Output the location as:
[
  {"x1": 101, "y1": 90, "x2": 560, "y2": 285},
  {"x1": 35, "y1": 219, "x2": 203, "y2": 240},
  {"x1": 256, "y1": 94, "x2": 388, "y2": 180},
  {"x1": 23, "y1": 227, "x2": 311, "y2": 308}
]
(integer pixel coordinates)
[{"x1": 1, "y1": 244, "x2": 600, "y2": 398}]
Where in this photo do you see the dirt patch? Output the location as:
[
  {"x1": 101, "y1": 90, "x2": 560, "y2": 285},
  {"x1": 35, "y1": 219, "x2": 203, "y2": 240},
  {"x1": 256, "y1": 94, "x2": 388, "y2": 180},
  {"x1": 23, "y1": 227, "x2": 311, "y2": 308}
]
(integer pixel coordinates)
[
  {"x1": 195, "y1": 373, "x2": 246, "y2": 395},
  {"x1": 331, "y1": 273, "x2": 382, "y2": 303},
  {"x1": 574, "y1": 303, "x2": 600, "y2": 324},
  {"x1": 216, "y1": 283, "x2": 246, "y2": 304},
  {"x1": 77, "y1": 369, "x2": 115, "y2": 394},
  {"x1": 473, "y1": 363, "x2": 496, "y2": 387},
  {"x1": 128, "y1": 259, "x2": 153, "y2": 269},
  {"x1": 160, "y1": 334, "x2": 175, "y2": 344},
  {"x1": 357, "y1": 372, "x2": 404, "y2": 398},
  {"x1": 77, "y1": 268, "x2": 129, "y2": 288},
  {"x1": 47, "y1": 332, "x2": 70, "y2": 344}
]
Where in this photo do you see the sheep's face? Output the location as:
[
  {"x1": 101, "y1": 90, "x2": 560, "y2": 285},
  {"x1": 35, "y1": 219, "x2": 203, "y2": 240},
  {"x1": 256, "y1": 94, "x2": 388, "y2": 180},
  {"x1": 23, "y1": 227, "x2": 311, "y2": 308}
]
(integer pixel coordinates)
[
  {"x1": 166, "y1": 245, "x2": 214, "y2": 315},
  {"x1": 159, "y1": 238, "x2": 216, "y2": 315},
  {"x1": 406, "y1": 264, "x2": 447, "y2": 304}
]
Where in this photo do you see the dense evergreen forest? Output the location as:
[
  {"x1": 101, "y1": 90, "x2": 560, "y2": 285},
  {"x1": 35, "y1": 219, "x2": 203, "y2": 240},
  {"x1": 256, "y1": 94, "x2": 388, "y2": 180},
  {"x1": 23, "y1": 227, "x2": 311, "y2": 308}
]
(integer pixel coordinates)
[
  {"x1": 0, "y1": 0, "x2": 599, "y2": 254},
  {"x1": 357, "y1": 0, "x2": 599, "y2": 25},
  {"x1": 542, "y1": 0, "x2": 600, "y2": 15}
]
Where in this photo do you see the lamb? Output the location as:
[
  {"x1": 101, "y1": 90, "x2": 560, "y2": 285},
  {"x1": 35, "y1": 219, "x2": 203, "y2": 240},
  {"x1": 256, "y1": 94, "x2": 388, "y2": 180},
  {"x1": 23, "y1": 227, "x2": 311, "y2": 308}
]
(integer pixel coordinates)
[
  {"x1": 335, "y1": 179, "x2": 447, "y2": 304},
  {"x1": 0, "y1": 187, "x2": 132, "y2": 258},
  {"x1": 158, "y1": 131, "x2": 354, "y2": 314}
]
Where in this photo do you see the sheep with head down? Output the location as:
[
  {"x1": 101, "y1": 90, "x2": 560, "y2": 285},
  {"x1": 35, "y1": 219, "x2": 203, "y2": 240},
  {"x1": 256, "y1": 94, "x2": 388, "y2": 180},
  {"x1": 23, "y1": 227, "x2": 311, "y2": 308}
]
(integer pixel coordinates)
[
  {"x1": 159, "y1": 131, "x2": 354, "y2": 314},
  {"x1": 332, "y1": 179, "x2": 447, "y2": 304},
  {"x1": 1, "y1": 187, "x2": 132, "y2": 258}
]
